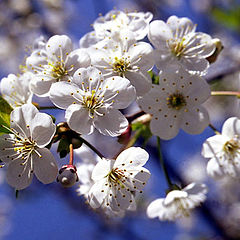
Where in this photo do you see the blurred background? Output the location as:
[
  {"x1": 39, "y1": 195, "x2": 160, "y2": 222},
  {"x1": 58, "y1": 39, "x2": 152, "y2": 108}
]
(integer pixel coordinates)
[{"x1": 1, "y1": 0, "x2": 240, "y2": 239}]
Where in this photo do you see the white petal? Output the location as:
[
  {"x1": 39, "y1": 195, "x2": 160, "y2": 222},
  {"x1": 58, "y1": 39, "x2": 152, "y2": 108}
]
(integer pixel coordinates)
[
  {"x1": 146, "y1": 198, "x2": 164, "y2": 219},
  {"x1": 101, "y1": 76, "x2": 136, "y2": 109},
  {"x1": 49, "y1": 82, "x2": 79, "y2": 109},
  {"x1": 87, "y1": 47, "x2": 109, "y2": 68},
  {"x1": 93, "y1": 108, "x2": 128, "y2": 137},
  {"x1": 181, "y1": 72, "x2": 211, "y2": 106},
  {"x1": 167, "y1": 16, "x2": 195, "y2": 37},
  {"x1": 88, "y1": 178, "x2": 108, "y2": 208},
  {"x1": 184, "y1": 33, "x2": 216, "y2": 58},
  {"x1": 31, "y1": 112, "x2": 56, "y2": 147},
  {"x1": 154, "y1": 52, "x2": 179, "y2": 72},
  {"x1": 66, "y1": 104, "x2": 94, "y2": 135},
  {"x1": 183, "y1": 182, "x2": 208, "y2": 195},
  {"x1": 91, "y1": 158, "x2": 113, "y2": 181},
  {"x1": 30, "y1": 76, "x2": 53, "y2": 96},
  {"x1": 148, "y1": 20, "x2": 173, "y2": 49},
  {"x1": 130, "y1": 167, "x2": 151, "y2": 191},
  {"x1": 65, "y1": 49, "x2": 91, "y2": 71},
  {"x1": 112, "y1": 186, "x2": 132, "y2": 211},
  {"x1": 181, "y1": 106, "x2": 209, "y2": 135},
  {"x1": 201, "y1": 134, "x2": 228, "y2": 158},
  {"x1": 26, "y1": 50, "x2": 48, "y2": 68},
  {"x1": 137, "y1": 85, "x2": 167, "y2": 114},
  {"x1": 33, "y1": 148, "x2": 58, "y2": 184},
  {"x1": 207, "y1": 158, "x2": 225, "y2": 179},
  {"x1": 6, "y1": 157, "x2": 33, "y2": 190},
  {"x1": 222, "y1": 117, "x2": 240, "y2": 138},
  {"x1": 124, "y1": 71, "x2": 151, "y2": 96},
  {"x1": 10, "y1": 104, "x2": 38, "y2": 137},
  {"x1": 72, "y1": 67, "x2": 102, "y2": 90},
  {"x1": 115, "y1": 147, "x2": 149, "y2": 169},
  {"x1": 46, "y1": 35, "x2": 72, "y2": 60},
  {"x1": 164, "y1": 190, "x2": 188, "y2": 205},
  {"x1": 180, "y1": 57, "x2": 209, "y2": 74},
  {"x1": 79, "y1": 31, "x2": 103, "y2": 48},
  {"x1": 0, "y1": 135, "x2": 17, "y2": 163},
  {"x1": 150, "y1": 109, "x2": 181, "y2": 140},
  {"x1": 128, "y1": 41, "x2": 154, "y2": 71}
]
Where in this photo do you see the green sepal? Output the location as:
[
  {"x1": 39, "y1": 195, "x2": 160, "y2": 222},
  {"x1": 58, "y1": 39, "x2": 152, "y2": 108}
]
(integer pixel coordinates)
[{"x1": 57, "y1": 138, "x2": 70, "y2": 158}]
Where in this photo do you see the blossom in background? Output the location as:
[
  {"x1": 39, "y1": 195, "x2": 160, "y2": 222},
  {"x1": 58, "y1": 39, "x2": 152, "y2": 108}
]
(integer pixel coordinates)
[
  {"x1": 148, "y1": 15, "x2": 216, "y2": 75},
  {"x1": 50, "y1": 66, "x2": 136, "y2": 136},
  {"x1": 0, "y1": 104, "x2": 58, "y2": 190},
  {"x1": 0, "y1": 72, "x2": 33, "y2": 108},
  {"x1": 26, "y1": 35, "x2": 91, "y2": 96},
  {"x1": 75, "y1": 145, "x2": 100, "y2": 198},
  {"x1": 147, "y1": 183, "x2": 207, "y2": 221},
  {"x1": 202, "y1": 117, "x2": 240, "y2": 179},
  {"x1": 138, "y1": 68, "x2": 210, "y2": 140},
  {"x1": 80, "y1": 10, "x2": 153, "y2": 48},
  {"x1": 88, "y1": 147, "x2": 150, "y2": 213},
  {"x1": 89, "y1": 31, "x2": 154, "y2": 96}
]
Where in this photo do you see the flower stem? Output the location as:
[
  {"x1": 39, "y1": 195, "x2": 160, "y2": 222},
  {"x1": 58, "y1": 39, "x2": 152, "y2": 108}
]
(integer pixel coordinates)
[
  {"x1": 69, "y1": 143, "x2": 73, "y2": 165},
  {"x1": 211, "y1": 91, "x2": 240, "y2": 97},
  {"x1": 156, "y1": 136, "x2": 172, "y2": 189},
  {"x1": 78, "y1": 136, "x2": 105, "y2": 159},
  {"x1": 209, "y1": 123, "x2": 221, "y2": 135}
]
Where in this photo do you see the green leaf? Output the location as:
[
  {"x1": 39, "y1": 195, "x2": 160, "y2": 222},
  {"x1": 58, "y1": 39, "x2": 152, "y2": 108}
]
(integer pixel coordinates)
[
  {"x1": 212, "y1": 7, "x2": 240, "y2": 32},
  {"x1": 148, "y1": 70, "x2": 159, "y2": 85},
  {"x1": 0, "y1": 96, "x2": 13, "y2": 135},
  {"x1": 131, "y1": 121, "x2": 152, "y2": 146}
]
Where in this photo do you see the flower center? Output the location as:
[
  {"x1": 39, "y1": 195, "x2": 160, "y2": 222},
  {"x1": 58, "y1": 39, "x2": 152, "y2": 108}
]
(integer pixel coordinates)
[
  {"x1": 112, "y1": 57, "x2": 131, "y2": 77},
  {"x1": 169, "y1": 38, "x2": 186, "y2": 59},
  {"x1": 223, "y1": 139, "x2": 240, "y2": 156},
  {"x1": 12, "y1": 135, "x2": 37, "y2": 159},
  {"x1": 167, "y1": 92, "x2": 186, "y2": 110},
  {"x1": 108, "y1": 167, "x2": 125, "y2": 184},
  {"x1": 82, "y1": 90, "x2": 103, "y2": 118},
  {"x1": 51, "y1": 63, "x2": 68, "y2": 80}
]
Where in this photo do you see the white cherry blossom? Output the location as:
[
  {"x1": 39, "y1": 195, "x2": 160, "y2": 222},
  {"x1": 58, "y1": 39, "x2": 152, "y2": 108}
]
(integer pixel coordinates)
[
  {"x1": 88, "y1": 147, "x2": 150, "y2": 213},
  {"x1": 0, "y1": 104, "x2": 58, "y2": 190},
  {"x1": 148, "y1": 15, "x2": 216, "y2": 75},
  {"x1": 88, "y1": 31, "x2": 154, "y2": 96},
  {"x1": 75, "y1": 146, "x2": 127, "y2": 217},
  {"x1": 80, "y1": 10, "x2": 153, "y2": 48},
  {"x1": 138, "y1": 68, "x2": 210, "y2": 140},
  {"x1": 147, "y1": 183, "x2": 207, "y2": 221},
  {"x1": 49, "y1": 66, "x2": 136, "y2": 137},
  {"x1": 202, "y1": 117, "x2": 240, "y2": 179},
  {"x1": 26, "y1": 35, "x2": 91, "y2": 96},
  {"x1": 0, "y1": 72, "x2": 33, "y2": 108}
]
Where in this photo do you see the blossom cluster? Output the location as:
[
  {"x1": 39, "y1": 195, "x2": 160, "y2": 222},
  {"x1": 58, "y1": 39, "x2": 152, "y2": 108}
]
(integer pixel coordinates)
[{"x1": 0, "y1": 9, "x2": 228, "y2": 220}]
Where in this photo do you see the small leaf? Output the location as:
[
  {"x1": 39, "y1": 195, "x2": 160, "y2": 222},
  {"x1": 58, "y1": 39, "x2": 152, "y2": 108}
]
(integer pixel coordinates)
[
  {"x1": 131, "y1": 121, "x2": 152, "y2": 146},
  {"x1": 0, "y1": 96, "x2": 13, "y2": 135}
]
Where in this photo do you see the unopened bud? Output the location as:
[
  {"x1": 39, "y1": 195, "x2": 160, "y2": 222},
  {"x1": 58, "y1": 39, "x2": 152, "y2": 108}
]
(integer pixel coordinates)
[
  {"x1": 57, "y1": 164, "x2": 78, "y2": 188},
  {"x1": 206, "y1": 38, "x2": 223, "y2": 64}
]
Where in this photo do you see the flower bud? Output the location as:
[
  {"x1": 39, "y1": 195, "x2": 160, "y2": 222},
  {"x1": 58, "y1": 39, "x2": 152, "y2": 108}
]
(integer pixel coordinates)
[{"x1": 57, "y1": 164, "x2": 78, "y2": 188}]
